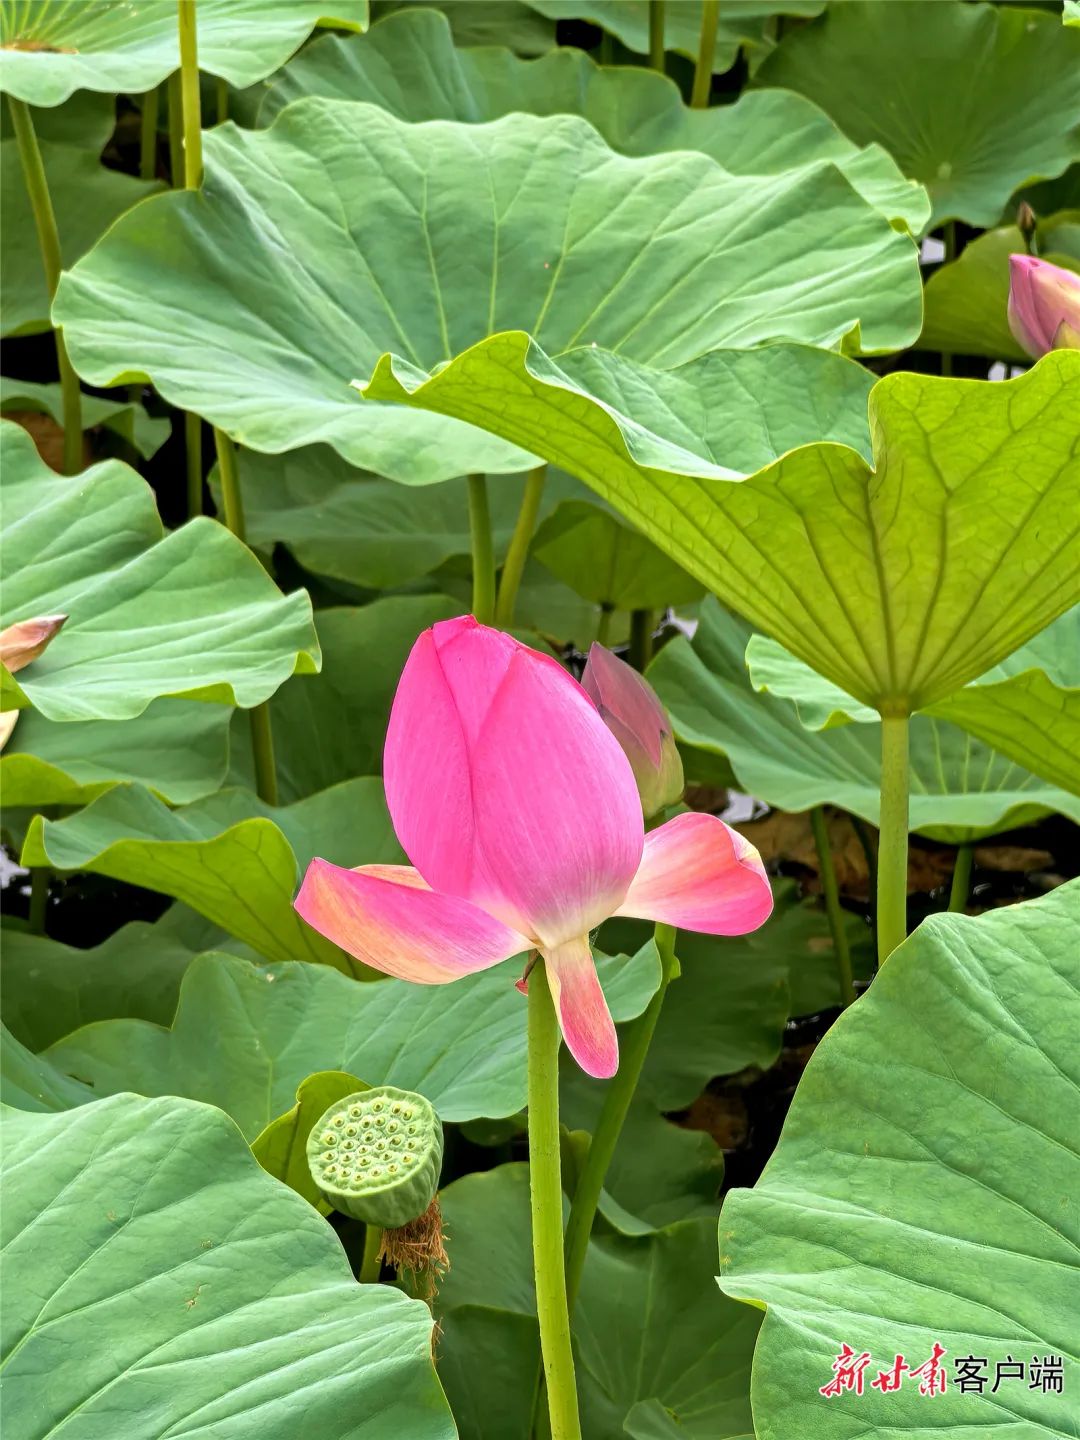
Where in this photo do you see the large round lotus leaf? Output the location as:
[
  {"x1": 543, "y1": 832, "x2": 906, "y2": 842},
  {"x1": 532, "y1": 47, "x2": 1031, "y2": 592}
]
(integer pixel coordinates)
[
  {"x1": 54, "y1": 101, "x2": 922, "y2": 484},
  {"x1": 718, "y1": 882, "x2": 1079, "y2": 1439},
  {"x1": 526, "y1": 0, "x2": 824, "y2": 76},
  {"x1": 0, "y1": 422, "x2": 319, "y2": 722},
  {"x1": 40, "y1": 945, "x2": 660, "y2": 1128},
  {"x1": 0, "y1": 0, "x2": 368, "y2": 105},
  {"x1": 747, "y1": 606, "x2": 1080, "y2": 798},
  {"x1": 647, "y1": 600, "x2": 1080, "y2": 844},
  {"x1": 437, "y1": 1163, "x2": 761, "y2": 1440},
  {"x1": 20, "y1": 777, "x2": 402, "y2": 970},
  {"x1": 1, "y1": 1093, "x2": 454, "y2": 1440},
  {"x1": 755, "y1": 0, "x2": 1080, "y2": 228},
  {"x1": 921, "y1": 213, "x2": 1080, "y2": 362},
  {"x1": 259, "y1": 8, "x2": 926, "y2": 231},
  {"x1": 0, "y1": 698, "x2": 230, "y2": 807},
  {"x1": 363, "y1": 344, "x2": 1080, "y2": 713},
  {"x1": 1, "y1": 1022, "x2": 96, "y2": 1112}
]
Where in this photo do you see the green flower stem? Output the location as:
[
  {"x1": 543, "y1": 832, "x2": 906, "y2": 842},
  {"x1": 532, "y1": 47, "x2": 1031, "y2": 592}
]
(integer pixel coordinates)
[
  {"x1": 467, "y1": 474, "x2": 497, "y2": 625},
  {"x1": 359, "y1": 1223, "x2": 383, "y2": 1284},
  {"x1": 6, "y1": 97, "x2": 83, "y2": 477},
  {"x1": 216, "y1": 76, "x2": 229, "y2": 124},
  {"x1": 528, "y1": 961, "x2": 582, "y2": 1440},
  {"x1": 495, "y1": 464, "x2": 546, "y2": 627},
  {"x1": 877, "y1": 713, "x2": 910, "y2": 962},
  {"x1": 214, "y1": 428, "x2": 279, "y2": 806},
  {"x1": 139, "y1": 86, "x2": 160, "y2": 180},
  {"x1": 648, "y1": 0, "x2": 666, "y2": 70},
  {"x1": 563, "y1": 922, "x2": 678, "y2": 1311},
  {"x1": 628, "y1": 609, "x2": 654, "y2": 672},
  {"x1": 948, "y1": 843, "x2": 974, "y2": 913},
  {"x1": 167, "y1": 72, "x2": 184, "y2": 186},
  {"x1": 690, "y1": 1, "x2": 719, "y2": 107},
  {"x1": 809, "y1": 807, "x2": 856, "y2": 1007},
  {"x1": 177, "y1": 0, "x2": 203, "y2": 188}
]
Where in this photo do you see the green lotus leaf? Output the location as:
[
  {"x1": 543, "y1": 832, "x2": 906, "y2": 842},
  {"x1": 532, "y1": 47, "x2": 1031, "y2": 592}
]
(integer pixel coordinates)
[
  {"x1": 437, "y1": 1163, "x2": 760, "y2": 1439},
  {"x1": 54, "y1": 102, "x2": 921, "y2": 485},
  {"x1": 921, "y1": 214, "x2": 1080, "y2": 362},
  {"x1": 648, "y1": 600, "x2": 1080, "y2": 843},
  {"x1": 260, "y1": 8, "x2": 926, "y2": 230},
  {"x1": 1, "y1": 135, "x2": 160, "y2": 337},
  {"x1": 1, "y1": 377, "x2": 170, "y2": 457},
  {"x1": 718, "y1": 882, "x2": 1079, "y2": 1439},
  {"x1": 0, "y1": 905, "x2": 216, "y2": 1051},
  {"x1": 364, "y1": 342, "x2": 1080, "y2": 713},
  {"x1": 1, "y1": 1021, "x2": 96, "y2": 1111},
  {"x1": 21, "y1": 778, "x2": 401, "y2": 969},
  {"x1": 0, "y1": 1, "x2": 368, "y2": 105},
  {"x1": 746, "y1": 606, "x2": 1080, "y2": 796},
  {"x1": 0, "y1": 422, "x2": 319, "y2": 721},
  {"x1": 252, "y1": 1069, "x2": 370, "y2": 1212},
  {"x1": 1, "y1": 699, "x2": 230, "y2": 807},
  {"x1": 526, "y1": 0, "x2": 823, "y2": 77},
  {"x1": 755, "y1": 0, "x2": 1080, "y2": 228},
  {"x1": 212, "y1": 444, "x2": 585, "y2": 589},
  {"x1": 1, "y1": 1093, "x2": 454, "y2": 1440},
  {"x1": 41, "y1": 944, "x2": 660, "y2": 1128}
]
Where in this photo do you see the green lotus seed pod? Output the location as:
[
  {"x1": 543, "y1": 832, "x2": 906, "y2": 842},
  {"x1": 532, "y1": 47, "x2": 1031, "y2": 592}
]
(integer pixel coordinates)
[{"x1": 307, "y1": 1086, "x2": 443, "y2": 1229}]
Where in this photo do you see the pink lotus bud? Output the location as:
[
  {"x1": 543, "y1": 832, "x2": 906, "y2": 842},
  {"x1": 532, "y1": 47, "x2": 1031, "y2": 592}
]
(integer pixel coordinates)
[
  {"x1": 1007, "y1": 255, "x2": 1080, "y2": 359},
  {"x1": 0, "y1": 613, "x2": 67, "y2": 674},
  {"x1": 294, "y1": 616, "x2": 771, "y2": 1079},
  {"x1": 581, "y1": 643, "x2": 684, "y2": 819}
]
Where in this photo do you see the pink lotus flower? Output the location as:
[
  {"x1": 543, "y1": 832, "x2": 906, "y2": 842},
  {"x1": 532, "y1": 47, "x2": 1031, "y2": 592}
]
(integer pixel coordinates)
[
  {"x1": 295, "y1": 617, "x2": 772, "y2": 1078},
  {"x1": 582, "y1": 642, "x2": 684, "y2": 818},
  {"x1": 1007, "y1": 254, "x2": 1080, "y2": 358}
]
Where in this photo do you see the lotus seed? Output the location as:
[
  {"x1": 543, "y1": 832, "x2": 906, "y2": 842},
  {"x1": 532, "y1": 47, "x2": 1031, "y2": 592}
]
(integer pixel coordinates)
[
  {"x1": 333, "y1": 1115, "x2": 344, "y2": 1127},
  {"x1": 349, "y1": 1106, "x2": 361, "y2": 1119}
]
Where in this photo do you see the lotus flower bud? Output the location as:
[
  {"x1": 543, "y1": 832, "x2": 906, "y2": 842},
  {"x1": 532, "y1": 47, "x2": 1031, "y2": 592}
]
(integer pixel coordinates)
[
  {"x1": 1015, "y1": 201, "x2": 1037, "y2": 252},
  {"x1": 306, "y1": 1086, "x2": 443, "y2": 1229},
  {"x1": 1007, "y1": 255, "x2": 1080, "y2": 358},
  {"x1": 581, "y1": 642, "x2": 684, "y2": 819},
  {"x1": 0, "y1": 613, "x2": 67, "y2": 673}
]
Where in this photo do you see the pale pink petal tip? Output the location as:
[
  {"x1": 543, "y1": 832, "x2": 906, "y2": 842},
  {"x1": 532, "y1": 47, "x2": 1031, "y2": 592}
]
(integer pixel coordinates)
[
  {"x1": 615, "y1": 811, "x2": 773, "y2": 936},
  {"x1": 542, "y1": 938, "x2": 619, "y2": 1079},
  {"x1": 294, "y1": 858, "x2": 529, "y2": 984}
]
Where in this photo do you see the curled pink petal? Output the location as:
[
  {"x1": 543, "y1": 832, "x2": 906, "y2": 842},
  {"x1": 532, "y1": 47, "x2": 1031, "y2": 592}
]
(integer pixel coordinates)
[
  {"x1": 542, "y1": 937, "x2": 618, "y2": 1079},
  {"x1": 614, "y1": 811, "x2": 773, "y2": 935},
  {"x1": 470, "y1": 644, "x2": 644, "y2": 947},
  {"x1": 1007, "y1": 254, "x2": 1080, "y2": 359},
  {"x1": 294, "y1": 859, "x2": 530, "y2": 983}
]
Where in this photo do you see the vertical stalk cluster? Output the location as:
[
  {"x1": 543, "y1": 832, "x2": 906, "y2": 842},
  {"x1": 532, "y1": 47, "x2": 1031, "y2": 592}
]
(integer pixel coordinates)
[
  {"x1": 495, "y1": 465, "x2": 546, "y2": 627},
  {"x1": 6, "y1": 97, "x2": 82, "y2": 475},
  {"x1": 691, "y1": 1, "x2": 720, "y2": 108}
]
